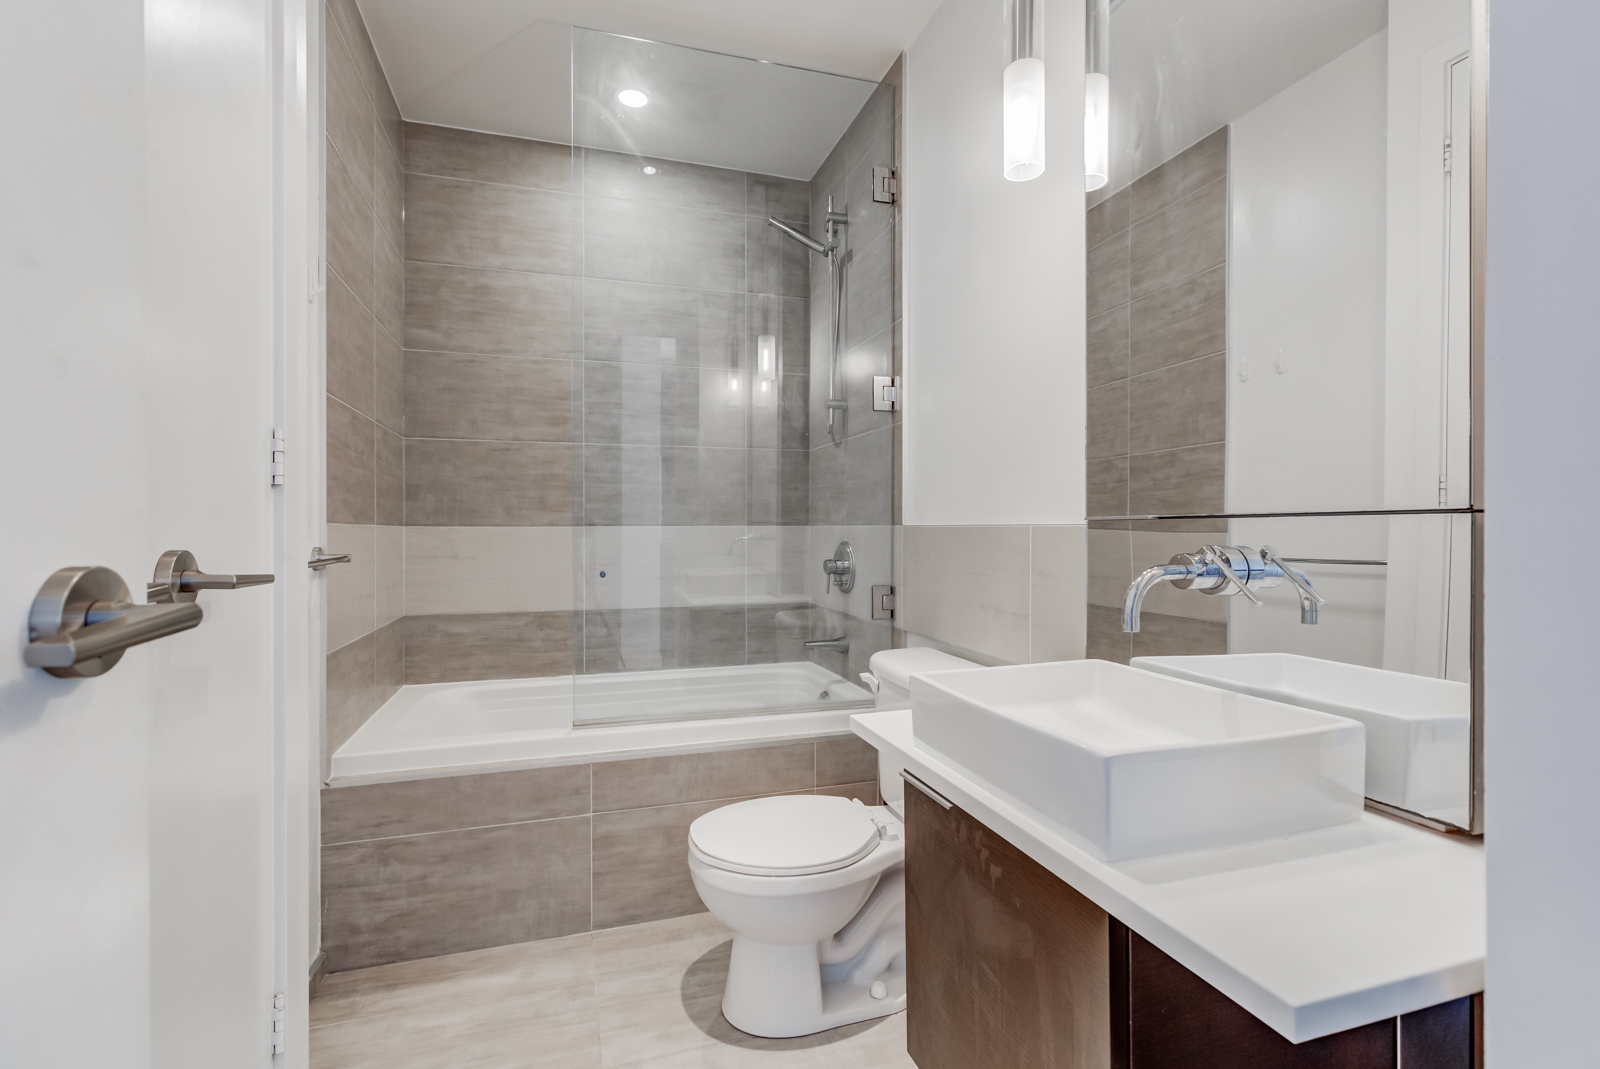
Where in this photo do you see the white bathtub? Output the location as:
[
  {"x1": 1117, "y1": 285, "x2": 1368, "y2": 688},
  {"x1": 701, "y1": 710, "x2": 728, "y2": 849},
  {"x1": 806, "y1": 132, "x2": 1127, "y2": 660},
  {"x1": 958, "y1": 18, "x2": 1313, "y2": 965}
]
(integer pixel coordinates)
[{"x1": 330, "y1": 661, "x2": 875, "y2": 785}]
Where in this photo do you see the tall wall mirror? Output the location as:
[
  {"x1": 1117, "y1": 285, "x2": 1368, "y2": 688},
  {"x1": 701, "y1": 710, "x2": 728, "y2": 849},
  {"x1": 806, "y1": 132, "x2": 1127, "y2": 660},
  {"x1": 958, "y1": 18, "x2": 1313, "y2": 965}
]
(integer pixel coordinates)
[{"x1": 1084, "y1": 0, "x2": 1482, "y2": 832}]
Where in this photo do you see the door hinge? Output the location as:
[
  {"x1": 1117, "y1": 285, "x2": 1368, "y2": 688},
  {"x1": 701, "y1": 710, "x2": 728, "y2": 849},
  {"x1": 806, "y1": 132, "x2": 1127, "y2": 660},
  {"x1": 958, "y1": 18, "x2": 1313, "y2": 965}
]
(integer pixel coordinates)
[
  {"x1": 270, "y1": 428, "x2": 286, "y2": 486},
  {"x1": 872, "y1": 584, "x2": 896, "y2": 621},
  {"x1": 1443, "y1": 136, "x2": 1453, "y2": 174},
  {"x1": 271, "y1": 991, "x2": 286, "y2": 1055},
  {"x1": 873, "y1": 166, "x2": 898, "y2": 204},
  {"x1": 872, "y1": 376, "x2": 901, "y2": 412}
]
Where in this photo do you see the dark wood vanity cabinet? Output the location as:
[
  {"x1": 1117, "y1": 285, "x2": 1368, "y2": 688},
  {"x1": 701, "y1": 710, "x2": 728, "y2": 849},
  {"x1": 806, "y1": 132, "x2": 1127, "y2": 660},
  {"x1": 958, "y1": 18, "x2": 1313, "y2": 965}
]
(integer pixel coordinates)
[{"x1": 904, "y1": 788, "x2": 1481, "y2": 1069}]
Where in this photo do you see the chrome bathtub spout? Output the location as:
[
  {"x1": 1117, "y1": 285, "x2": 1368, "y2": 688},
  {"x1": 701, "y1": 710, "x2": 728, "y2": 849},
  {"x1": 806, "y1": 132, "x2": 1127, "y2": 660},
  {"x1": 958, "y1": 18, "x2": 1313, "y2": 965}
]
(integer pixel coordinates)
[
  {"x1": 1122, "y1": 563, "x2": 1198, "y2": 633},
  {"x1": 805, "y1": 636, "x2": 850, "y2": 654}
]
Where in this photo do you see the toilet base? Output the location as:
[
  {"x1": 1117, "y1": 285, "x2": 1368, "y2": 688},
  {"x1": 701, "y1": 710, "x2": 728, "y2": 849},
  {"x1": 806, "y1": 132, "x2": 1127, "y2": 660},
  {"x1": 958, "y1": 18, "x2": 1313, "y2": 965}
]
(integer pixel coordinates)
[{"x1": 720, "y1": 936, "x2": 906, "y2": 1038}]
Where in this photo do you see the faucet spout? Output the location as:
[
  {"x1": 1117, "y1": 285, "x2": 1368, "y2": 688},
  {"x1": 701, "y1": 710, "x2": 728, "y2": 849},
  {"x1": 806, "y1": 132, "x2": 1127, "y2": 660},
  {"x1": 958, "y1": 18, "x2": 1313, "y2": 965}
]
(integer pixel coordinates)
[{"x1": 1122, "y1": 564, "x2": 1196, "y2": 633}]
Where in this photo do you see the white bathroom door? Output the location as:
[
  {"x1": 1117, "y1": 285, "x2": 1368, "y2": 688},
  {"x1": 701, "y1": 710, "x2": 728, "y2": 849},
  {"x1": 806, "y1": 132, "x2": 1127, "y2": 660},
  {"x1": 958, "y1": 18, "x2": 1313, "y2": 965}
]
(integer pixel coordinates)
[{"x1": 0, "y1": 0, "x2": 305, "y2": 1066}]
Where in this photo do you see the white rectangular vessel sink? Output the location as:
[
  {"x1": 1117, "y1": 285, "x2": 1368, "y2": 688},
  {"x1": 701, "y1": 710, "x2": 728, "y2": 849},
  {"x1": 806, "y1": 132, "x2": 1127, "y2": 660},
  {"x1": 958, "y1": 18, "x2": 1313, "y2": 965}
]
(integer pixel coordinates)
[
  {"x1": 1131, "y1": 653, "x2": 1469, "y2": 821},
  {"x1": 911, "y1": 660, "x2": 1365, "y2": 861}
]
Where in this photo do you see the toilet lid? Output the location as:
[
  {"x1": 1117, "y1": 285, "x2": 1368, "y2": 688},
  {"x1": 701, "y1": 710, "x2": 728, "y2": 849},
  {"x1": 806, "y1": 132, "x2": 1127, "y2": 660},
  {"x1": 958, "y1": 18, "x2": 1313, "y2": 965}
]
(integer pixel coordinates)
[{"x1": 689, "y1": 795, "x2": 882, "y2": 876}]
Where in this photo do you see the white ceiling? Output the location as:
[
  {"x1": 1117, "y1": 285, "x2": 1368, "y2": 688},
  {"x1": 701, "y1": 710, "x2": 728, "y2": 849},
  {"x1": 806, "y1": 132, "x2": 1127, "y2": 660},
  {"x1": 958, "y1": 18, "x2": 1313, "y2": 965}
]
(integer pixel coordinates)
[
  {"x1": 354, "y1": 0, "x2": 939, "y2": 176},
  {"x1": 1098, "y1": 0, "x2": 1388, "y2": 199}
]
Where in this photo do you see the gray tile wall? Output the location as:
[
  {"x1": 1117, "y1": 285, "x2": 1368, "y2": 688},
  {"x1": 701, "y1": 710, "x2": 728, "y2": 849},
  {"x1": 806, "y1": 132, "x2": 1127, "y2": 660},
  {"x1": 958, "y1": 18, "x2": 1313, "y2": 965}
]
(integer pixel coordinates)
[
  {"x1": 1085, "y1": 128, "x2": 1231, "y2": 662},
  {"x1": 320, "y1": 736, "x2": 883, "y2": 970},
  {"x1": 324, "y1": 0, "x2": 405, "y2": 754}
]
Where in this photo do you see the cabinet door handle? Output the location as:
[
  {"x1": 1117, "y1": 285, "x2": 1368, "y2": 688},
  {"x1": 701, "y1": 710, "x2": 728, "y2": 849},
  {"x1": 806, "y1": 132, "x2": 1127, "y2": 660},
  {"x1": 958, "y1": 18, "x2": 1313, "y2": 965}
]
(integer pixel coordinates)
[
  {"x1": 24, "y1": 566, "x2": 204, "y2": 678},
  {"x1": 901, "y1": 770, "x2": 953, "y2": 810}
]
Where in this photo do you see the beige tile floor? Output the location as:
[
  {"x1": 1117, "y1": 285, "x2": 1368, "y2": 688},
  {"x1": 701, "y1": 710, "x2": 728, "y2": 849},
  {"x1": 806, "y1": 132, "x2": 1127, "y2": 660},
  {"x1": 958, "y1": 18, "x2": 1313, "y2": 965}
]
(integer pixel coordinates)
[{"x1": 311, "y1": 912, "x2": 917, "y2": 1068}]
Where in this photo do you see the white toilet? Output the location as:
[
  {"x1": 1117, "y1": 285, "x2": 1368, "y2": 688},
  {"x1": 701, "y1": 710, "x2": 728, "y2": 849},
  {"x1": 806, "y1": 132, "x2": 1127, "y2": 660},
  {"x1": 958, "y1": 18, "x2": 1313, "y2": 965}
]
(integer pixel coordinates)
[{"x1": 686, "y1": 647, "x2": 978, "y2": 1038}]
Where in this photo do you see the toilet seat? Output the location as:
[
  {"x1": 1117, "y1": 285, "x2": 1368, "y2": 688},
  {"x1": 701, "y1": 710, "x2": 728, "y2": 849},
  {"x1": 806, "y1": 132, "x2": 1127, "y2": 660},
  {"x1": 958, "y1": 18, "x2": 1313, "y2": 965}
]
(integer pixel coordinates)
[{"x1": 689, "y1": 795, "x2": 885, "y2": 877}]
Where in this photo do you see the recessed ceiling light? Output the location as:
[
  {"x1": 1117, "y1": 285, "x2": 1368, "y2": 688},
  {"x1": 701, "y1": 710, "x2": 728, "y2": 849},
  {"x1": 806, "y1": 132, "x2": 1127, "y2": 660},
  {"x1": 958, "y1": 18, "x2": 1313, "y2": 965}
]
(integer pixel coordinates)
[
  {"x1": 641, "y1": 166, "x2": 657, "y2": 175},
  {"x1": 617, "y1": 89, "x2": 649, "y2": 108}
]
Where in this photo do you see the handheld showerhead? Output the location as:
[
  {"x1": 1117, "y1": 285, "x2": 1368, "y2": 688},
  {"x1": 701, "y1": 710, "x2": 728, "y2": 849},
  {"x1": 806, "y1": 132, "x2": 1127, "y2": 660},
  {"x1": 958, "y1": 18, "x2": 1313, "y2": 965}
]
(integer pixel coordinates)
[{"x1": 766, "y1": 216, "x2": 828, "y2": 255}]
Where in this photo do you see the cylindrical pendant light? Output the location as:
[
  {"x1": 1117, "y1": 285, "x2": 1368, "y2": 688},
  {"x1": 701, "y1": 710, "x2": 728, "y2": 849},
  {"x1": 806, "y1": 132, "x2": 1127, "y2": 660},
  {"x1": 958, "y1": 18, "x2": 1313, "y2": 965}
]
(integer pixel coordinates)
[
  {"x1": 1085, "y1": 0, "x2": 1110, "y2": 192},
  {"x1": 1003, "y1": 0, "x2": 1045, "y2": 182}
]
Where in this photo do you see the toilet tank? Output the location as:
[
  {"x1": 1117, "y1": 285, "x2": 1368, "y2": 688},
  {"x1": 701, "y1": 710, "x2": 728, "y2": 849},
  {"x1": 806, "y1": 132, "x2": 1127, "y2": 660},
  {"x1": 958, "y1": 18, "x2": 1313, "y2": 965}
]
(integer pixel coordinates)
[{"x1": 865, "y1": 648, "x2": 979, "y2": 816}]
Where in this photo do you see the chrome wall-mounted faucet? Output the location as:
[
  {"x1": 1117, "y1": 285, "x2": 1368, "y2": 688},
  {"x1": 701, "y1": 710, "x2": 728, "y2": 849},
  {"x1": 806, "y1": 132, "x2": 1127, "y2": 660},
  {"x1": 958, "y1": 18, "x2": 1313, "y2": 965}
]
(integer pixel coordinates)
[{"x1": 1121, "y1": 544, "x2": 1325, "y2": 633}]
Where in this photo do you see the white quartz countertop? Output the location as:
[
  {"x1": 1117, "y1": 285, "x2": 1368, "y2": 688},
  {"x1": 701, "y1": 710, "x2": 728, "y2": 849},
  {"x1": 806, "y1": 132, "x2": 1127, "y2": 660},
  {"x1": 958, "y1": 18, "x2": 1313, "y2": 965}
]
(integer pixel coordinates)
[{"x1": 851, "y1": 709, "x2": 1485, "y2": 1044}]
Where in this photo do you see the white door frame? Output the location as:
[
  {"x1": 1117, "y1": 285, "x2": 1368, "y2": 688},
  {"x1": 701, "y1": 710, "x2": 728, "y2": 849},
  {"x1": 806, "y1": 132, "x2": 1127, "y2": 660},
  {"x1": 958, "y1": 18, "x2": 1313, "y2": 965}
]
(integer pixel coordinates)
[{"x1": 274, "y1": 0, "x2": 325, "y2": 1063}]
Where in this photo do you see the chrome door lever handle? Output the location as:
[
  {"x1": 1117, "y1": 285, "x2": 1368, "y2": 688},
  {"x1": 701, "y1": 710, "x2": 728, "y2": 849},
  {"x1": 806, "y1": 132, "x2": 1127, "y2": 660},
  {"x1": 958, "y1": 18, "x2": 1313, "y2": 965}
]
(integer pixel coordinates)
[
  {"x1": 306, "y1": 547, "x2": 351, "y2": 570},
  {"x1": 149, "y1": 550, "x2": 275, "y2": 604},
  {"x1": 25, "y1": 566, "x2": 204, "y2": 677}
]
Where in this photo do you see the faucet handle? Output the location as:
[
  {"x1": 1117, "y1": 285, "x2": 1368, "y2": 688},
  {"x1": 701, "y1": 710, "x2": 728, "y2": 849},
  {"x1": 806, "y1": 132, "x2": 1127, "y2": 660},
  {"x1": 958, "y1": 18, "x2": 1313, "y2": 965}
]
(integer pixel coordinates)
[{"x1": 1203, "y1": 546, "x2": 1262, "y2": 606}]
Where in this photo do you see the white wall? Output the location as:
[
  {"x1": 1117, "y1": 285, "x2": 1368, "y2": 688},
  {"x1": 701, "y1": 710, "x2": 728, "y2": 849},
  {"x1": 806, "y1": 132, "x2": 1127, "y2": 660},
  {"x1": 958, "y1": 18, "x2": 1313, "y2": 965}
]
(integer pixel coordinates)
[
  {"x1": 903, "y1": 0, "x2": 1086, "y2": 526},
  {"x1": 1227, "y1": 31, "x2": 1389, "y2": 514},
  {"x1": 1484, "y1": 0, "x2": 1600, "y2": 1061}
]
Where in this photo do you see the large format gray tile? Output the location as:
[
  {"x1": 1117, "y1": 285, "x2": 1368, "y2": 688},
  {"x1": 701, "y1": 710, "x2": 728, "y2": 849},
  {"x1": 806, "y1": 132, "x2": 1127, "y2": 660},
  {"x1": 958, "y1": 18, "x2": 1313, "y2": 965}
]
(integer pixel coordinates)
[
  {"x1": 584, "y1": 149, "x2": 745, "y2": 214},
  {"x1": 405, "y1": 173, "x2": 576, "y2": 275},
  {"x1": 580, "y1": 446, "x2": 663, "y2": 526},
  {"x1": 746, "y1": 173, "x2": 810, "y2": 223},
  {"x1": 1128, "y1": 353, "x2": 1226, "y2": 455},
  {"x1": 1086, "y1": 233, "x2": 1129, "y2": 319},
  {"x1": 1086, "y1": 379, "x2": 1129, "y2": 460},
  {"x1": 404, "y1": 351, "x2": 574, "y2": 442},
  {"x1": 1031, "y1": 525, "x2": 1088, "y2": 662},
  {"x1": 374, "y1": 326, "x2": 404, "y2": 434},
  {"x1": 375, "y1": 618, "x2": 403, "y2": 707},
  {"x1": 746, "y1": 212, "x2": 813, "y2": 299},
  {"x1": 311, "y1": 989, "x2": 599, "y2": 1069},
  {"x1": 327, "y1": 138, "x2": 375, "y2": 310},
  {"x1": 312, "y1": 930, "x2": 595, "y2": 1027},
  {"x1": 375, "y1": 426, "x2": 403, "y2": 527},
  {"x1": 404, "y1": 439, "x2": 574, "y2": 526},
  {"x1": 375, "y1": 123, "x2": 404, "y2": 254},
  {"x1": 327, "y1": 273, "x2": 374, "y2": 417},
  {"x1": 842, "y1": 227, "x2": 892, "y2": 348},
  {"x1": 1129, "y1": 264, "x2": 1226, "y2": 376},
  {"x1": 321, "y1": 816, "x2": 592, "y2": 971},
  {"x1": 1130, "y1": 126, "x2": 1228, "y2": 223},
  {"x1": 582, "y1": 280, "x2": 743, "y2": 369},
  {"x1": 1087, "y1": 456, "x2": 1129, "y2": 519},
  {"x1": 1131, "y1": 611, "x2": 1229, "y2": 658},
  {"x1": 1129, "y1": 178, "x2": 1226, "y2": 300},
  {"x1": 747, "y1": 447, "x2": 810, "y2": 526},
  {"x1": 1127, "y1": 442, "x2": 1226, "y2": 517},
  {"x1": 326, "y1": 523, "x2": 377, "y2": 653},
  {"x1": 581, "y1": 362, "x2": 746, "y2": 449},
  {"x1": 326, "y1": 629, "x2": 378, "y2": 756},
  {"x1": 581, "y1": 606, "x2": 747, "y2": 674},
  {"x1": 1087, "y1": 304, "x2": 1130, "y2": 389},
  {"x1": 816, "y1": 735, "x2": 878, "y2": 787},
  {"x1": 844, "y1": 155, "x2": 895, "y2": 256},
  {"x1": 1086, "y1": 604, "x2": 1133, "y2": 664},
  {"x1": 328, "y1": 398, "x2": 376, "y2": 525},
  {"x1": 323, "y1": 765, "x2": 592, "y2": 844},
  {"x1": 405, "y1": 261, "x2": 575, "y2": 359},
  {"x1": 404, "y1": 610, "x2": 576, "y2": 684},
  {"x1": 901, "y1": 526, "x2": 1031, "y2": 664},
  {"x1": 808, "y1": 427, "x2": 892, "y2": 526},
  {"x1": 404, "y1": 122, "x2": 573, "y2": 193},
  {"x1": 1086, "y1": 187, "x2": 1130, "y2": 248},
  {"x1": 325, "y1": 20, "x2": 375, "y2": 203},
  {"x1": 328, "y1": 0, "x2": 381, "y2": 124},
  {"x1": 584, "y1": 197, "x2": 745, "y2": 292},
  {"x1": 591, "y1": 743, "x2": 815, "y2": 813},
  {"x1": 375, "y1": 224, "x2": 404, "y2": 344},
  {"x1": 592, "y1": 799, "x2": 735, "y2": 929}
]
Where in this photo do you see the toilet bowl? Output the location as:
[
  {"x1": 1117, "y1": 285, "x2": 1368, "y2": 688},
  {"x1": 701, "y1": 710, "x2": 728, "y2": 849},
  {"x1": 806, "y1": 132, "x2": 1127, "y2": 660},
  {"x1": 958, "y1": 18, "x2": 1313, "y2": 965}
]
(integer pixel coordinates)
[{"x1": 687, "y1": 794, "x2": 908, "y2": 1038}]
